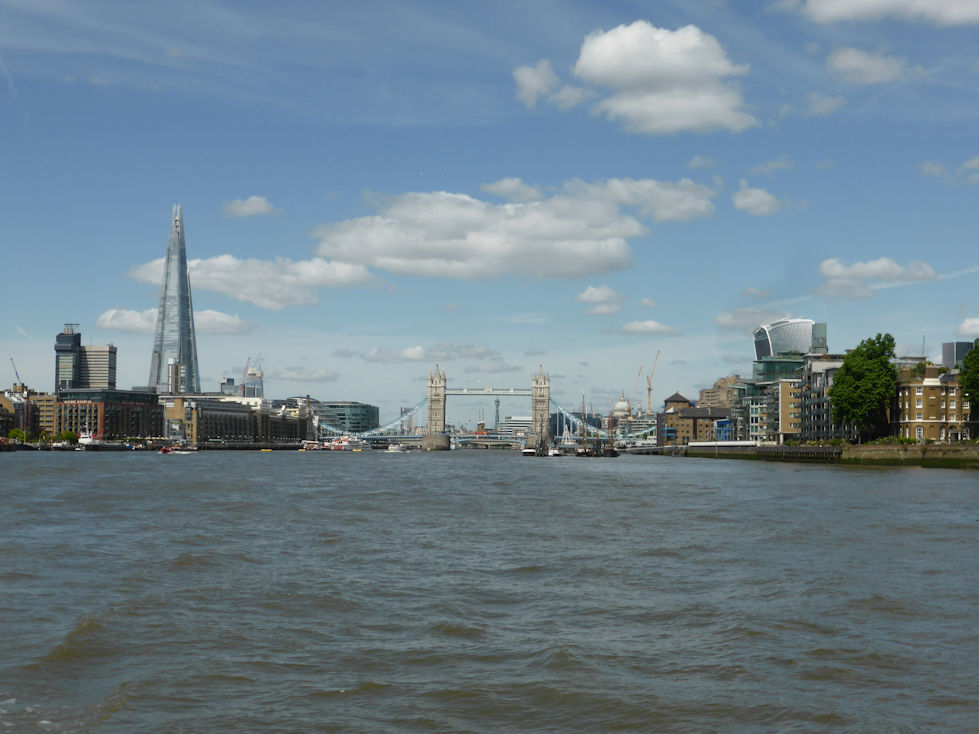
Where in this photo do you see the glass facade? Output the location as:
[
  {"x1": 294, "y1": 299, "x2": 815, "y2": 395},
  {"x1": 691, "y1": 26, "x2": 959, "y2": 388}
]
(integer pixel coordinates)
[
  {"x1": 148, "y1": 204, "x2": 201, "y2": 394},
  {"x1": 752, "y1": 319, "x2": 814, "y2": 360}
]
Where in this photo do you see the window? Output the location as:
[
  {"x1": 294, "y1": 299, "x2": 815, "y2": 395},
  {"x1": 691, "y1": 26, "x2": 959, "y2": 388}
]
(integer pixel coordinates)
[
  {"x1": 916, "y1": 399, "x2": 923, "y2": 408},
  {"x1": 916, "y1": 426, "x2": 923, "y2": 439},
  {"x1": 916, "y1": 413, "x2": 922, "y2": 421},
  {"x1": 950, "y1": 401, "x2": 956, "y2": 409},
  {"x1": 916, "y1": 386, "x2": 923, "y2": 395},
  {"x1": 950, "y1": 387, "x2": 956, "y2": 396}
]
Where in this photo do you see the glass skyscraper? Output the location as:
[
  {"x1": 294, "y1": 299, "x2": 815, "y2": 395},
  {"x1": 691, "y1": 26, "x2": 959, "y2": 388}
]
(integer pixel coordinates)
[{"x1": 147, "y1": 204, "x2": 201, "y2": 393}]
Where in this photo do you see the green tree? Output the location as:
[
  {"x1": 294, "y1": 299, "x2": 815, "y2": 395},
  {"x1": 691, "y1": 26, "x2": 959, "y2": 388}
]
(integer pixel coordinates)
[
  {"x1": 830, "y1": 333, "x2": 897, "y2": 442},
  {"x1": 960, "y1": 340, "x2": 979, "y2": 439},
  {"x1": 55, "y1": 430, "x2": 78, "y2": 444},
  {"x1": 8, "y1": 428, "x2": 27, "y2": 442}
]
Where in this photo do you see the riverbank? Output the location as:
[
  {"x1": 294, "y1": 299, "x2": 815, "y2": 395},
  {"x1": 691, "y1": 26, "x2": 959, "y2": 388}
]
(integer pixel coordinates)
[{"x1": 681, "y1": 442, "x2": 979, "y2": 469}]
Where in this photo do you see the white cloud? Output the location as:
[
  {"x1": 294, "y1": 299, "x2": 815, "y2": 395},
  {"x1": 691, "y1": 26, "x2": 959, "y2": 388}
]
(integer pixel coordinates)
[
  {"x1": 464, "y1": 362, "x2": 523, "y2": 374},
  {"x1": 957, "y1": 318, "x2": 979, "y2": 337},
  {"x1": 577, "y1": 284, "x2": 622, "y2": 303},
  {"x1": 313, "y1": 177, "x2": 716, "y2": 280},
  {"x1": 194, "y1": 309, "x2": 256, "y2": 335},
  {"x1": 571, "y1": 21, "x2": 757, "y2": 135},
  {"x1": 640, "y1": 297, "x2": 658, "y2": 308},
  {"x1": 795, "y1": 0, "x2": 979, "y2": 25},
  {"x1": 732, "y1": 180, "x2": 783, "y2": 216},
  {"x1": 95, "y1": 307, "x2": 254, "y2": 334},
  {"x1": 128, "y1": 255, "x2": 372, "y2": 310},
  {"x1": 827, "y1": 47, "x2": 913, "y2": 84},
  {"x1": 95, "y1": 308, "x2": 157, "y2": 333},
  {"x1": 715, "y1": 307, "x2": 791, "y2": 331},
  {"x1": 336, "y1": 342, "x2": 503, "y2": 364},
  {"x1": 742, "y1": 286, "x2": 771, "y2": 298},
  {"x1": 816, "y1": 257, "x2": 937, "y2": 300},
  {"x1": 221, "y1": 195, "x2": 279, "y2": 217},
  {"x1": 514, "y1": 59, "x2": 559, "y2": 107},
  {"x1": 749, "y1": 154, "x2": 795, "y2": 175},
  {"x1": 621, "y1": 319, "x2": 680, "y2": 335},
  {"x1": 481, "y1": 177, "x2": 544, "y2": 202},
  {"x1": 806, "y1": 92, "x2": 846, "y2": 116},
  {"x1": 919, "y1": 155, "x2": 979, "y2": 184},
  {"x1": 266, "y1": 367, "x2": 339, "y2": 382},
  {"x1": 513, "y1": 59, "x2": 591, "y2": 110},
  {"x1": 687, "y1": 155, "x2": 717, "y2": 169}
]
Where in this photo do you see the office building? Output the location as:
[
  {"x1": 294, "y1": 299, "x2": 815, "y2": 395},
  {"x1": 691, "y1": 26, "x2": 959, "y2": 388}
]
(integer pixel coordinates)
[
  {"x1": 753, "y1": 318, "x2": 815, "y2": 360},
  {"x1": 148, "y1": 204, "x2": 201, "y2": 393},
  {"x1": 54, "y1": 324, "x2": 117, "y2": 392},
  {"x1": 942, "y1": 341, "x2": 976, "y2": 370}
]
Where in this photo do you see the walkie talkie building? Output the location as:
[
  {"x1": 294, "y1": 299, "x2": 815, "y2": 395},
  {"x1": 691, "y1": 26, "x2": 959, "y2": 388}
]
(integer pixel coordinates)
[{"x1": 147, "y1": 204, "x2": 201, "y2": 393}]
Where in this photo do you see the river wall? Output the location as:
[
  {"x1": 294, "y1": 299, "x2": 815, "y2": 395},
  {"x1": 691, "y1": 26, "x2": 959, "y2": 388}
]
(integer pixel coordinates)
[{"x1": 682, "y1": 443, "x2": 979, "y2": 470}]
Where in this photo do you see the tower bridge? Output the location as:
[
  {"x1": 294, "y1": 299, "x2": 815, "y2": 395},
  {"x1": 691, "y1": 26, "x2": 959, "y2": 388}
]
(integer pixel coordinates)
[
  {"x1": 315, "y1": 364, "x2": 634, "y2": 449},
  {"x1": 422, "y1": 364, "x2": 550, "y2": 451}
]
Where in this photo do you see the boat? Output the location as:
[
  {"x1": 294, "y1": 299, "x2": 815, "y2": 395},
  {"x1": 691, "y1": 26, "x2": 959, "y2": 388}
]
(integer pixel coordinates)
[
  {"x1": 521, "y1": 447, "x2": 537, "y2": 456},
  {"x1": 386, "y1": 443, "x2": 406, "y2": 452},
  {"x1": 330, "y1": 435, "x2": 371, "y2": 451},
  {"x1": 77, "y1": 432, "x2": 130, "y2": 451}
]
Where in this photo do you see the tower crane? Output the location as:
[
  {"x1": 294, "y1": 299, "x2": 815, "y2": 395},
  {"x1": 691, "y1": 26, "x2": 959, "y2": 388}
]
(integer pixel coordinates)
[
  {"x1": 646, "y1": 350, "x2": 661, "y2": 414},
  {"x1": 10, "y1": 357, "x2": 21, "y2": 383},
  {"x1": 628, "y1": 364, "x2": 644, "y2": 417}
]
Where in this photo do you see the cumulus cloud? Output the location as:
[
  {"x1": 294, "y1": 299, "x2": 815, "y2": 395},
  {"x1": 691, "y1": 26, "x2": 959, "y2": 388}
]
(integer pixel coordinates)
[
  {"x1": 816, "y1": 257, "x2": 937, "y2": 299},
  {"x1": 95, "y1": 308, "x2": 157, "y2": 333},
  {"x1": 313, "y1": 177, "x2": 715, "y2": 280},
  {"x1": 790, "y1": 0, "x2": 979, "y2": 25},
  {"x1": 221, "y1": 195, "x2": 279, "y2": 217},
  {"x1": 577, "y1": 284, "x2": 625, "y2": 314},
  {"x1": 567, "y1": 21, "x2": 757, "y2": 135},
  {"x1": 514, "y1": 59, "x2": 592, "y2": 110},
  {"x1": 827, "y1": 48, "x2": 915, "y2": 84},
  {"x1": 128, "y1": 255, "x2": 372, "y2": 310},
  {"x1": 481, "y1": 177, "x2": 544, "y2": 202},
  {"x1": 640, "y1": 297, "x2": 658, "y2": 308},
  {"x1": 957, "y1": 317, "x2": 979, "y2": 337},
  {"x1": 750, "y1": 155, "x2": 795, "y2": 175},
  {"x1": 715, "y1": 307, "x2": 792, "y2": 331},
  {"x1": 621, "y1": 319, "x2": 680, "y2": 335},
  {"x1": 732, "y1": 180, "x2": 783, "y2": 216},
  {"x1": 266, "y1": 367, "x2": 339, "y2": 382},
  {"x1": 334, "y1": 342, "x2": 503, "y2": 364},
  {"x1": 95, "y1": 307, "x2": 254, "y2": 334},
  {"x1": 806, "y1": 92, "x2": 846, "y2": 116}
]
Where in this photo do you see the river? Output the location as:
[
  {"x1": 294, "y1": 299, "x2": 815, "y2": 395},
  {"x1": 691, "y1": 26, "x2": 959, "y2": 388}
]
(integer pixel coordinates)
[{"x1": 1, "y1": 451, "x2": 975, "y2": 731}]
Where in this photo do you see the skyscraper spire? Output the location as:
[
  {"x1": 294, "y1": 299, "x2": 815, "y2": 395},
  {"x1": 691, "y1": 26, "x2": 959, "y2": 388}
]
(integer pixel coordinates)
[{"x1": 148, "y1": 204, "x2": 201, "y2": 393}]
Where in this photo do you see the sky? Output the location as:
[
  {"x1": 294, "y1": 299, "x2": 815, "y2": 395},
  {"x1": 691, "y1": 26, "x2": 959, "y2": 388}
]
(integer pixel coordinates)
[{"x1": 2, "y1": 0, "x2": 978, "y2": 427}]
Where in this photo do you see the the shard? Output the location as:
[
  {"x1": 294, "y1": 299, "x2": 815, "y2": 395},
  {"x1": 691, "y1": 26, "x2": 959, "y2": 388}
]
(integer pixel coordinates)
[{"x1": 148, "y1": 204, "x2": 201, "y2": 393}]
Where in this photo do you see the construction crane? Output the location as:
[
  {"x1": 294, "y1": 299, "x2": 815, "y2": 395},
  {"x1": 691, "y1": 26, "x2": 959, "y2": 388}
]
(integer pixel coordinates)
[
  {"x1": 646, "y1": 350, "x2": 661, "y2": 414},
  {"x1": 10, "y1": 357, "x2": 21, "y2": 384},
  {"x1": 628, "y1": 364, "x2": 644, "y2": 417}
]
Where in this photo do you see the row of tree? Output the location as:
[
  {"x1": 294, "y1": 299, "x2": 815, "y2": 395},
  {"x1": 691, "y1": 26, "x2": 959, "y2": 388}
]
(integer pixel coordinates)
[{"x1": 831, "y1": 333, "x2": 979, "y2": 442}]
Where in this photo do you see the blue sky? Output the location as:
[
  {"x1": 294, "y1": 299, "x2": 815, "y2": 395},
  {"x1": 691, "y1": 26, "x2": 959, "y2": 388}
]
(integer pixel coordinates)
[{"x1": 2, "y1": 0, "x2": 978, "y2": 426}]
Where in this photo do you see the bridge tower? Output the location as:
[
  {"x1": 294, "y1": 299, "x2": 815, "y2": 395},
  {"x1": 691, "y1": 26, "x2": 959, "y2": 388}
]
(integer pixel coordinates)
[
  {"x1": 423, "y1": 363, "x2": 450, "y2": 450},
  {"x1": 528, "y1": 366, "x2": 551, "y2": 452}
]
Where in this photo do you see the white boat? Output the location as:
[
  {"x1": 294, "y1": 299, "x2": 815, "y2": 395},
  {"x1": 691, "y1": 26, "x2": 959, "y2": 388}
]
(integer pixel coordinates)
[
  {"x1": 386, "y1": 443, "x2": 406, "y2": 452},
  {"x1": 331, "y1": 435, "x2": 370, "y2": 451}
]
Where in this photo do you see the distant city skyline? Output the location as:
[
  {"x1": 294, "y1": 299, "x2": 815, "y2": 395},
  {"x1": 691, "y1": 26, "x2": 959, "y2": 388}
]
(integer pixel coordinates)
[{"x1": 2, "y1": 1, "x2": 978, "y2": 424}]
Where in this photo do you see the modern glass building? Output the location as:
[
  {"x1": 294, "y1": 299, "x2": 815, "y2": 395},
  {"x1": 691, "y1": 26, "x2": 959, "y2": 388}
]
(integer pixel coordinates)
[
  {"x1": 753, "y1": 318, "x2": 815, "y2": 359},
  {"x1": 148, "y1": 204, "x2": 201, "y2": 394}
]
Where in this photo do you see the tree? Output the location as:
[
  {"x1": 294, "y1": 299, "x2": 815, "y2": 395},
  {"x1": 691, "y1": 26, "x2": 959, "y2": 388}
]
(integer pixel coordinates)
[
  {"x1": 960, "y1": 340, "x2": 979, "y2": 439},
  {"x1": 8, "y1": 428, "x2": 27, "y2": 442},
  {"x1": 830, "y1": 333, "x2": 897, "y2": 442}
]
